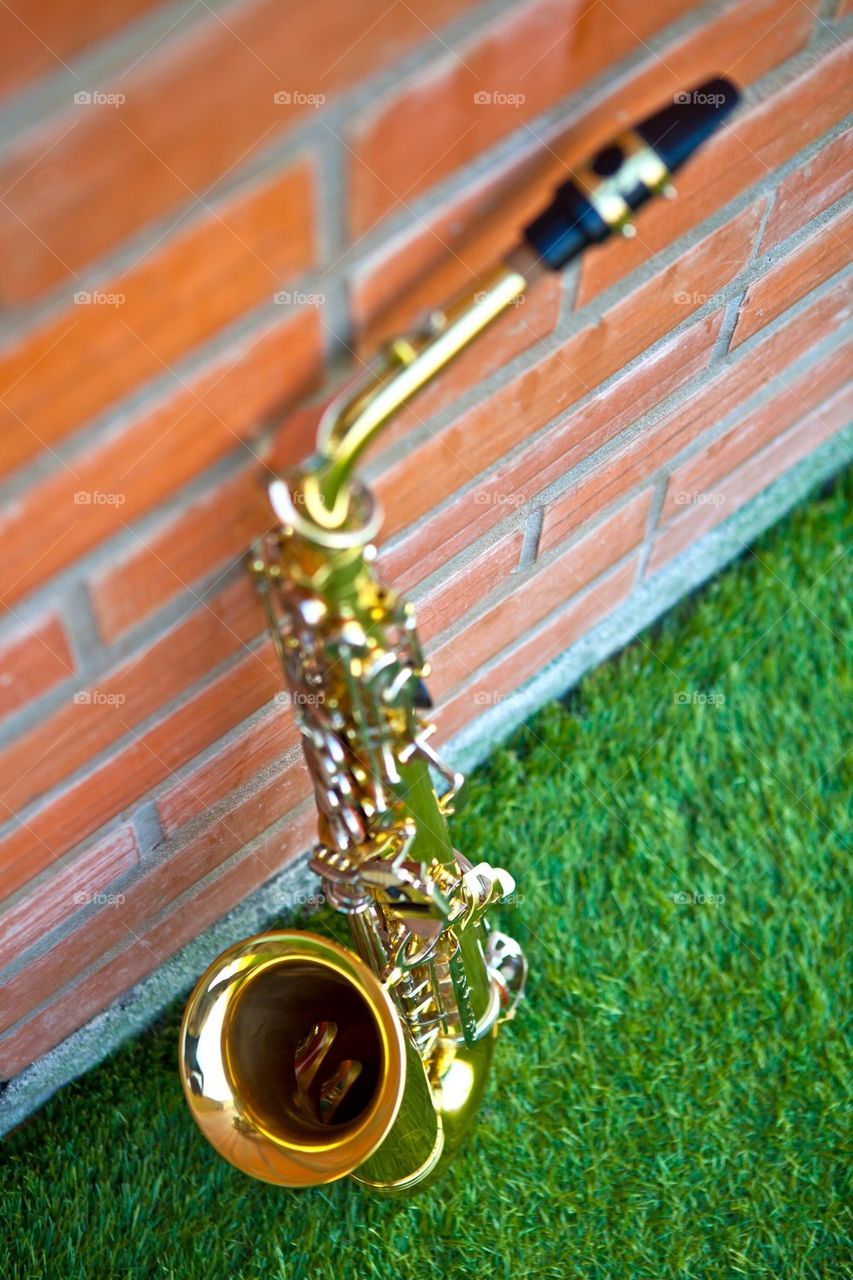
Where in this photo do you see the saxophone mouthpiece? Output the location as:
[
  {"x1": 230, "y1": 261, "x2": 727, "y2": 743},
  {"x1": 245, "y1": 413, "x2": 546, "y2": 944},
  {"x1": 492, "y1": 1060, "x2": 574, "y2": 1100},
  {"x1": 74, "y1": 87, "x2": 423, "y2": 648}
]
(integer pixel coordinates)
[
  {"x1": 639, "y1": 77, "x2": 740, "y2": 171},
  {"x1": 523, "y1": 76, "x2": 741, "y2": 269}
]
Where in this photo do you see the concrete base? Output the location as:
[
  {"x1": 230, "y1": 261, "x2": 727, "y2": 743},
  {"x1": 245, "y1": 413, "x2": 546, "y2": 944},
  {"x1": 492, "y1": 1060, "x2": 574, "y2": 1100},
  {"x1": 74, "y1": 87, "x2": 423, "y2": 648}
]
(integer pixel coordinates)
[{"x1": 1, "y1": 427, "x2": 850, "y2": 1139}]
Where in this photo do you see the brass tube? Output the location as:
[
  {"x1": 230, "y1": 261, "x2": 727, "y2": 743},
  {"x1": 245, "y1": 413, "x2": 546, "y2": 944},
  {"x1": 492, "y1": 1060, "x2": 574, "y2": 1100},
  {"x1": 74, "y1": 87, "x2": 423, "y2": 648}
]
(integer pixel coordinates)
[{"x1": 305, "y1": 263, "x2": 527, "y2": 525}]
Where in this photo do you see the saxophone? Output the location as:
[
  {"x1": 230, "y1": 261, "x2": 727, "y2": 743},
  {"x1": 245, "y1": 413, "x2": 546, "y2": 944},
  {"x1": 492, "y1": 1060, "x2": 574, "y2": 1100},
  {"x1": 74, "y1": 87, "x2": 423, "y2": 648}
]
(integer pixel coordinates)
[{"x1": 179, "y1": 79, "x2": 738, "y2": 1192}]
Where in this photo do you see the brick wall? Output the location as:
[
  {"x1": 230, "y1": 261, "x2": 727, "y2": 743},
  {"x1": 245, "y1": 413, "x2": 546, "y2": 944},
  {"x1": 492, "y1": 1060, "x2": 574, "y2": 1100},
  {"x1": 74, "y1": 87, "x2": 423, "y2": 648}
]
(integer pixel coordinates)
[{"x1": 0, "y1": 0, "x2": 850, "y2": 1085}]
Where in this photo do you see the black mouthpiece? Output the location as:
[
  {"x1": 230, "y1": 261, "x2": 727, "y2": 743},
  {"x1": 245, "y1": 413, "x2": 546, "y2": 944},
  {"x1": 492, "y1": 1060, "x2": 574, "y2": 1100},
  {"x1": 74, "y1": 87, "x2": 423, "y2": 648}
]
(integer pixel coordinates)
[
  {"x1": 637, "y1": 78, "x2": 740, "y2": 172},
  {"x1": 523, "y1": 77, "x2": 741, "y2": 272}
]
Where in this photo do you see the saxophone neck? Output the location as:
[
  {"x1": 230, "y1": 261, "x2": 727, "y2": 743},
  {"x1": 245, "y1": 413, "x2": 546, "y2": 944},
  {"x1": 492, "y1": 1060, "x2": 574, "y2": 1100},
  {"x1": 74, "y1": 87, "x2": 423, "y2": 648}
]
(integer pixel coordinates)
[
  {"x1": 281, "y1": 77, "x2": 742, "y2": 535},
  {"x1": 299, "y1": 261, "x2": 530, "y2": 530}
]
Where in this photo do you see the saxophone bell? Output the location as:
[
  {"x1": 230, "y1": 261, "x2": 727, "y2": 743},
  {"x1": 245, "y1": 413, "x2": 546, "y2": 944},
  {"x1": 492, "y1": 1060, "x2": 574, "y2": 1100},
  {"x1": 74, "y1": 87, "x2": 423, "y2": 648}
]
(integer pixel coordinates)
[
  {"x1": 179, "y1": 927, "x2": 510, "y2": 1191},
  {"x1": 179, "y1": 932, "x2": 411, "y2": 1187}
]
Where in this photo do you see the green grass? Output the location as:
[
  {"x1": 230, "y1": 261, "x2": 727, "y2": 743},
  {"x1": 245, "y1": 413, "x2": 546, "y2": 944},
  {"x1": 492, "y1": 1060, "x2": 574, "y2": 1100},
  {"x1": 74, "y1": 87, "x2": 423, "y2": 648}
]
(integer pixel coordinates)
[{"x1": 2, "y1": 475, "x2": 851, "y2": 1280}]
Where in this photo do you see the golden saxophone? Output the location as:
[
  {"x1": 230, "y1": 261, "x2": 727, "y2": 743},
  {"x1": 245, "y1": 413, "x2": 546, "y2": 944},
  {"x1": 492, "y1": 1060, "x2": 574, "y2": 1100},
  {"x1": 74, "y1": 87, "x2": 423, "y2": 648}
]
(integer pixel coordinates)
[{"x1": 179, "y1": 79, "x2": 738, "y2": 1192}]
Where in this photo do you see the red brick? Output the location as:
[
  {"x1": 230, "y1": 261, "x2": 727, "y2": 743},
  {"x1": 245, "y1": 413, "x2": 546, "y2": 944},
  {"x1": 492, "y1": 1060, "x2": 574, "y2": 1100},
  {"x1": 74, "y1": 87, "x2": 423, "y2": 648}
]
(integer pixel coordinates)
[
  {"x1": 0, "y1": 638, "x2": 282, "y2": 897},
  {"x1": 647, "y1": 383, "x2": 853, "y2": 575},
  {"x1": 91, "y1": 373, "x2": 527, "y2": 648},
  {"x1": 352, "y1": 46, "x2": 739, "y2": 343},
  {"x1": 91, "y1": 416, "x2": 522, "y2": 655},
  {"x1": 88, "y1": 396, "x2": 323, "y2": 645},
  {"x1": 435, "y1": 554, "x2": 638, "y2": 740},
  {"x1": 382, "y1": 309, "x2": 721, "y2": 594},
  {"x1": 350, "y1": 22, "x2": 765, "y2": 350},
  {"x1": 349, "y1": 119, "x2": 563, "y2": 377},
  {"x1": 0, "y1": 613, "x2": 74, "y2": 718},
  {"x1": 349, "y1": 0, "x2": 804, "y2": 236},
  {"x1": 428, "y1": 491, "x2": 649, "y2": 700},
  {"x1": 660, "y1": 344, "x2": 852, "y2": 523},
  {"x1": 89, "y1": 467, "x2": 269, "y2": 646},
  {"x1": 416, "y1": 526, "x2": 524, "y2": 642},
  {"x1": 0, "y1": 506, "x2": 646, "y2": 1047},
  {"x1": 0, "y1": 826, "x2": 138, "y2": 970},
  {"x1": 0, "y1": 0, "x2": 478, "y2": 303},
  {"x1": 376, "y1": 200, "x2": 763, "y2": 543},
  {"x1": 157, "y1": 704, "x2": 294, "y2": 837},
  {"x1": 0, "y1": 494, "x2": 640, "y2": 1044},
  {"x1": 98, "y1": 748, "x2": 311, "y2": 939},
  {"x1": 0, "y1": 576, "x2": 265, "y2": 821},
  {"x1": 85, "y1": 280, "x2": 552, "y2": 645},
  {"x1": 729, "y1": 272, "x2": 850, "y2": 371},
  {"x1": 0, "y1": 307, "x2": 322, "y2": 608},
  {"x1": 382, "y1": 276, "x2": 563, "y2": 449},
  {"x1": 351, "y1": 156, "x2": 560, "y2": 350},
  {"x1": 761, "y1": 131, "x2": 853, "y2": 251},
  {"x1": 349, "y1": 166, "x2": 563, "y2": 439},
  {"x1": 0, "y1": 0, "x2": 162, "y2": 99},
  {"x1": 0, "y1": 759, "x2": 313, "y2": 1040},
  {"x1": 153, "y1": 524, "x2": 522, "y2": 837},
  {"x1": 577, "y1": 39, "x2": 852, "y2": 307},
  {"x1": 0, "y1": 807, "x2": 316, "y2": 1072},
  {"x1": 0, "y1": 162, "x2": 315, "y2": 478},
  {"x1": 540, "y1": 286, "x2": 852, "y2": 552},
  {"x1": 732, "y1": 206, "x2": 853, "y2": 347}
]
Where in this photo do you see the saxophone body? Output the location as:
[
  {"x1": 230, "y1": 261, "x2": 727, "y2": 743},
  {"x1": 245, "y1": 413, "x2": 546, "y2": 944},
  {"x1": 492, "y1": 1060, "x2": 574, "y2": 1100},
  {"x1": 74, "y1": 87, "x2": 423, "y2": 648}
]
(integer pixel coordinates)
[
  {"x1": 179, "y1": 78, "x2": 739, "y2": 1193},
  {"x1": 181, "y1": 438, "x2": 527, "y2": 1190}
]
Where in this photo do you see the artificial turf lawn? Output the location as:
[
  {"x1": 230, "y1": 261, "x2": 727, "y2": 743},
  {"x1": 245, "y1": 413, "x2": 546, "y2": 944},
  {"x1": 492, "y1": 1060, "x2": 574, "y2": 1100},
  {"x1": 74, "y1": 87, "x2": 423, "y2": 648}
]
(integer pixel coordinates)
[{"x1": 2, "y1": 474, "x2": 850, "y2": 1280}]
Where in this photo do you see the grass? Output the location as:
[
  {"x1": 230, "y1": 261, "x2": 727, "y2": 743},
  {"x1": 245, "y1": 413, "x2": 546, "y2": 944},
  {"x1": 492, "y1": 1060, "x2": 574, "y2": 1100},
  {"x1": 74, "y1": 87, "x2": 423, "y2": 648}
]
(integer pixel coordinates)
[{"x1": 1, "y1": 474, "x2": 850, "y2": 1280}]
